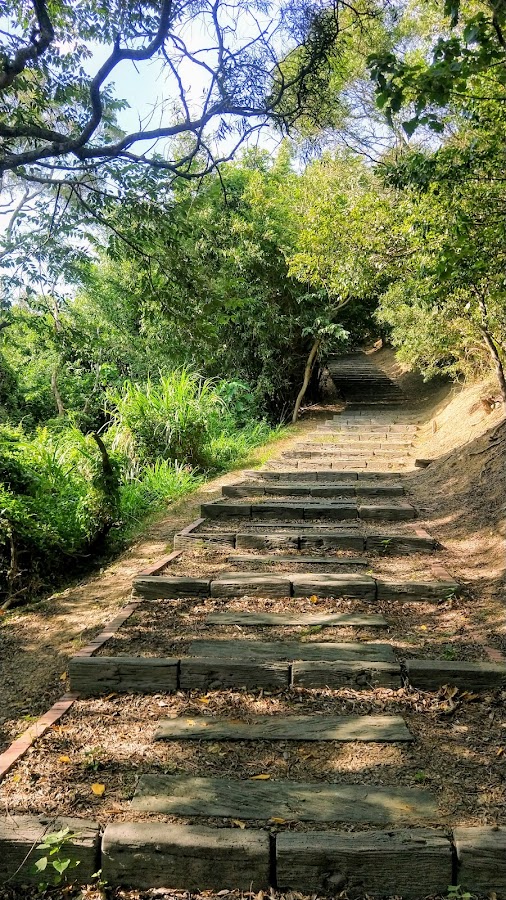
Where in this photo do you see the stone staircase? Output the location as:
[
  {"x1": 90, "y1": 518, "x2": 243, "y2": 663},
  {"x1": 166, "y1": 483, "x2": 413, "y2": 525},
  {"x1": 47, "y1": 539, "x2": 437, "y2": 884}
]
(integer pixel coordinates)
[
  {"x1": 327, "y1": 350, "x2": 407, "y2": 405},
  {"x1": 64, "y1": 352, "x2": 506, "y2": 895}
]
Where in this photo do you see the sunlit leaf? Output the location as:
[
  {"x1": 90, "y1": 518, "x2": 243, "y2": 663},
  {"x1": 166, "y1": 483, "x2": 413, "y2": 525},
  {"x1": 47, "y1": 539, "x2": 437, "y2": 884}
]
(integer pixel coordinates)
[{"x1": 91, "y1": 783, "x2": 106, "y2": 796}]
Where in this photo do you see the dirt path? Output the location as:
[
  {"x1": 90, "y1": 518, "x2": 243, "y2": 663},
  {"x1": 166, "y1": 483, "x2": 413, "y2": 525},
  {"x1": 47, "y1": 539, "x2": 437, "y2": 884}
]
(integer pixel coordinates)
[
  {"x1": 0, "y1": 415, "x2": 328, "y2": 754},
  {"x1": 1, "y1": 352, "x2": 506, "y2": 899}
]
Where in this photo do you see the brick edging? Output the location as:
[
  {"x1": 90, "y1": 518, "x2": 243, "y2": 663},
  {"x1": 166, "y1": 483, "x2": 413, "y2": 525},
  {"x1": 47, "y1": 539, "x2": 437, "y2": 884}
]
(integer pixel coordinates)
[
  {"x1": 0, "y1": 597, "x2": 137, "y2": 779},
  {"x1": 0, "y1": 550, "x2": 185, "y2": 780}
]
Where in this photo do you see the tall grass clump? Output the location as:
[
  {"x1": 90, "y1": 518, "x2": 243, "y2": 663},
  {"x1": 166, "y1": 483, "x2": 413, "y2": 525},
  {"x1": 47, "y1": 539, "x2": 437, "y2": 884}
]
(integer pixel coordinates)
[
  {"x1": 110, "y1": 369, "x2": 222, "y2": 468},
  {"x1": 110, "y1": 370, "x2": 281, "y2": 474},
  {"x1": 118, "y1": 460, "x2": 200, "y2": 533}
]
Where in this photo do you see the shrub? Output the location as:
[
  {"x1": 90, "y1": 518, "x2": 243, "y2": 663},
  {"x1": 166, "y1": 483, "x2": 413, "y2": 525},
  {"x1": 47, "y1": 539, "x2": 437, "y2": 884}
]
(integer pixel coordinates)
[
  {"x1": 0, "y1": 425, "x2": 120, "y2": 601},
  {"x1": 110, "y1": 369, "x2": 223, "y2": 468}
]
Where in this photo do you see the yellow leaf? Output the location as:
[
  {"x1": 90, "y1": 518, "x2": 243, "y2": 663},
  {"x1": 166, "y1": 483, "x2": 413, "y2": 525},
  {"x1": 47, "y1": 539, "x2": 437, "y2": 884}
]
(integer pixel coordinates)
[
  {"x1": 496, "y1": 747, "x2": 504, "y2": 757},
  {"x1": 309, "y1": 595, "x2": 318, "y2": 604},
  {"x1": 11, "y1": 774, "x2": 21, "y2": 783},
  {"x1": 91, "y1": 782, "x2": 106, "y2": 796},
  {"x1": 269, "y1": 817, "x2": 286, "y2": 825},
  {"x1": 60, "y1": 671, "x2": 68, "y2": 681},
  {"x1": 250, "y1": 773, "x2": 271, "y2": 780},
  {"x1": 198, "y1": 697, "x2": 210, "y2": 704},
  {"x1": 59, "y1": 755, "x2": 71, "y2": 764},
  {"x1": 232, "y1": 819, "x2": 246, "y2": 829},
  {"x1": 419, "y1": 625, "x2": 428, "y2": 631}
]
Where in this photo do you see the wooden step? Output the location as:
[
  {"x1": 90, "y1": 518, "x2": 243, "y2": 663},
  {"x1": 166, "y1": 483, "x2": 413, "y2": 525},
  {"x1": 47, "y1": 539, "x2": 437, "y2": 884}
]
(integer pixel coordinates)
[
  {"x1": 132, "y1": 572, "x2": 455, "y2": 602},
  {"x1": 179, "y1": 657, "x2": 290, "y2": 690},
  {"x1": 205, "y1": 611, "x2": 388, "y2": 627},
  {"x1": 285, "y1": 449, "x2": 410, "y2": 459},
  {"x1": 292, "y1": 659, "x2": 401, "y2": 688},
  {"x1": 376, "y1": 578, "x2": 459, "y2": 601},
  {"x1": 406, "y1": 659, "x2": 506, "y2": 691},
  {"x1": 237, "y1": 530, "x2": 364, "y2": 550},
  {"x1": 222, "y1": 482, "x2": 405, "y2": 498},
  {"x1": 321, "y1": 423, "x2": 418, "y2": 432},
  {"x1": 289, "y1": 573, "x2": 375, "y2": 598},
  {"x1": 69, "y1": 656, "x2": 180, "y2": 695},
  {"x1": 246, "y1": 470, "x2": 404, "y2": 481},
  {"x1": 155, "y1": 714, "x2": 414, "y2": 742},
  {"x1": 454, "y1": 826, "x2": 506, "y2": 895},
  {"x1": 102, "y1": 823, "x2": 269, "y2": 891},
  {"x1": 256, "y1": 472, "x2": 402, "y2": 484},
  {"x1": 227, "y1": 553, "x2": 369, "y2": 565},
  {"x1": 274, "y1": 458, "x2": 370, "y2": 469},
  {"x1": 201, "y1": 500, "x2": 416, "y2": 521},
  {"x1": 188, "y1": 639, "x2": 396, "y2": 662},
  {"x1": 70, "y1": 654, "x2": 401, "y2": 695},
  {"x1": 307, "y1": 439, "x2": 413, "y2": 449},
  {"x1": 201, "y1": 500, "x2": 357, "y2": 520},
  {"x1": 358, "y1": 502, "x2": 416, "y2": 520},
  {"x1": 131, "y1": 774, "x2": 437, "y2": 824},
  {"x1": 276, "y1": 829, "x2": 451, "y2": 897},
  {"x1": 0, "y1": 815, "x2": 100, "y2": 885}
]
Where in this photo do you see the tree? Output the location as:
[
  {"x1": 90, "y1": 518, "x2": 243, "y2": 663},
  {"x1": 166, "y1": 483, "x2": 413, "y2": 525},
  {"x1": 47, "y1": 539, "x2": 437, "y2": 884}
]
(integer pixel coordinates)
[
  {"x1": 368, "y1": 0, "x2": 506, "y2": 136},
  {"x1": 0, "y1": 0, "x2": 344, "y2": 187},
  {"x1": 376, "y1": 152, "x2": 506, "y2": 399}
]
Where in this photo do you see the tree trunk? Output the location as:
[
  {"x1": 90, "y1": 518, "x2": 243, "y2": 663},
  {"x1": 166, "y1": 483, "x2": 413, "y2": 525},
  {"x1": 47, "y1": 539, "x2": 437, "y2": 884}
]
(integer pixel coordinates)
[
  {"x1": 476, "y1": 293, "x2": 506, "y2": 404},
  {"x1": 51, "y1": 367, "x2": 65, "y2": 417},
  {"x1": 479, "y1": 324, "x2": 506, "y2": 404},
  {"x1": 292, "y1": 337, "x2": 321, "y2": 424}
]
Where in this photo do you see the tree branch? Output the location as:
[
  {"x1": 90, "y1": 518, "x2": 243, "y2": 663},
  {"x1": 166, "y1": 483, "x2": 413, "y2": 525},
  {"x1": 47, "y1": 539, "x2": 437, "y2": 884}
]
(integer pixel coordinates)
[{"x1": 0, "y1": 0, "x2": 55, "y2": 90}]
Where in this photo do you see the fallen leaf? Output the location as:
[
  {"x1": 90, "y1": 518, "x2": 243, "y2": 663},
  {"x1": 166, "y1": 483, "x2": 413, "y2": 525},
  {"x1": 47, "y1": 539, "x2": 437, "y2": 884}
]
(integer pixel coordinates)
[
  {"x1": 269, "y1": 817, "x2": 286, "y2": 825},
  {"x1": 251, "y1": 774, "x2": 271, "y2": 780},
  {"x1": 11, "y1": 774, "x2": 21, "y2": 783},
  {"x1": 198, "y1": 697, "x2": 210, "y2": 704},
  {"x1": 91, "y1": 783, "x2": 106, "y2": 796},
  {"x1": 309, "y1": 595, "x2": 318, "y2": 604},
  {"x1": 419, "y1": 625, "x2": 428, "y2": 631},
  {"x1": 232, "y1": 820, "x2": 246, "y2": 829},
  {"x1": 496, "y1": 747, "x2": 504, "y2": 757},
  {"x1": 104, "y1": 693, "x2": 117, "y2": 701},
  {"x1": 59, "y1": 755, "x2": 71, "y2": 764},
  {"x1": 60, "y1": 671, "x2": 67, "y2": 681}
]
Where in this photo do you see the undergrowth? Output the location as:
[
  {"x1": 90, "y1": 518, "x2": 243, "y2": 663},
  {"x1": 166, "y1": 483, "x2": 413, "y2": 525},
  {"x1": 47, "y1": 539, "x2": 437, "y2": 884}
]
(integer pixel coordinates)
[{"x1": 0, "y1": 370, "x2": 281, "y2": 605}]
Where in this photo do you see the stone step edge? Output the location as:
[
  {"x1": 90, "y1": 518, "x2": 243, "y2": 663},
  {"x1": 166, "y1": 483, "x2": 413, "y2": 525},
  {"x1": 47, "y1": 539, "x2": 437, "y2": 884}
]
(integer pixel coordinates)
[
  {"x1": 69, "y1": 654, "x2": 506, "y2": 696},
  {"x1": 132, "y1": 572, "x2": 459, "y2": 600},
  {"x1": 243, "y1": 471, "x2": 406, "y2": 480},
  {"x1": 174, "y1": 520, "x2": 438, "y2": 552},
  {"x1": 200, "y1": 500, "x2": 417, "y2": 520},
  {"x1": 69, "y1": 655, "x2": 403, "y2": 695},
  {"x1": 267, "y1": 461, "x2": 410, "y2": 470},
  {"x1": 222, "y1": 482, "x2": 405, "y2": 497},
  {"x1": 3, "y1": 817, "x2": 503, "y2": 894}
]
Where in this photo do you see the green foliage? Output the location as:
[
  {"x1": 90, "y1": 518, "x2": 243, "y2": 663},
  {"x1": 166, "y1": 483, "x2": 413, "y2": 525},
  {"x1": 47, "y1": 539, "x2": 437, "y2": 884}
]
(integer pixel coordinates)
[
  {"x1": 5, "y1": 0, "x2": 506, "y2": 608},
  {"x1": 447, "y1": 885, "x2": 474, "y2": 900},
  {"x1": 110, "y1": 370, "x2": 223, "y2": 469},
  {"x1": 0, "y1": 424, "x2": 120, "y2": 599},
  {"x1": 0, "y1": 366, "x2": 278, "y2": 602},
  {"x1": 32, "y1": 827, "x2": 81, "y2": 889},
  {"x1": 117, "y1": 461, "x2": 199, "y2": 532},
  {"x1": 368, "y1": 0, "x2": 506, "y2": 136}
]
